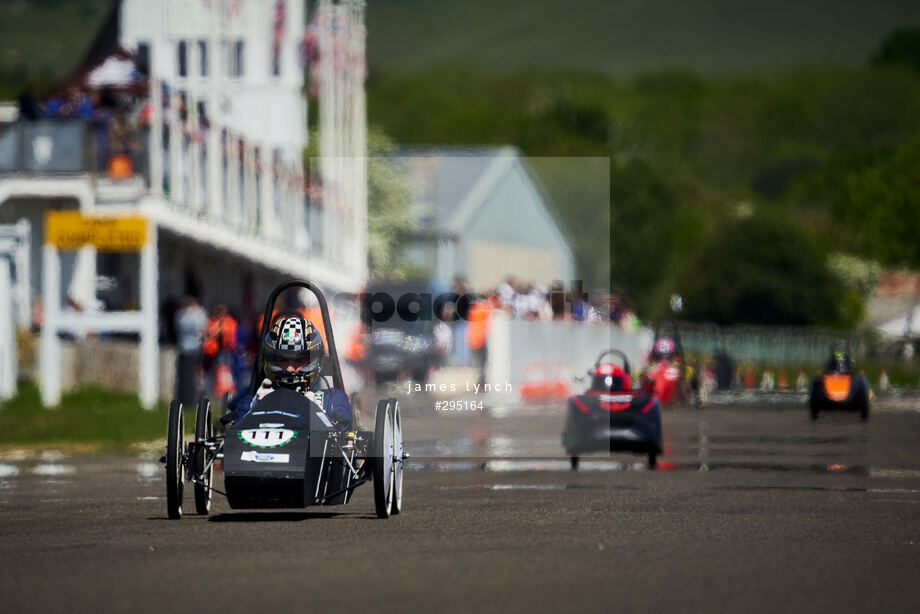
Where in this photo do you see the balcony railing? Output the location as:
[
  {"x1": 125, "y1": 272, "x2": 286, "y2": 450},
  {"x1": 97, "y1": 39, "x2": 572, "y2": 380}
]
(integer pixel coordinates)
[{"x1": 0, "y1": 119, "x2": 98, "y2": 174}]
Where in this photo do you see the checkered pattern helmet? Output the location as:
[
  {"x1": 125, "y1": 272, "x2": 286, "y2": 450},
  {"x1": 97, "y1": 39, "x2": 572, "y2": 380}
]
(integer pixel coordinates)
[{"x1": 262, "y1": 314, "x2": 324, "y2": 389}]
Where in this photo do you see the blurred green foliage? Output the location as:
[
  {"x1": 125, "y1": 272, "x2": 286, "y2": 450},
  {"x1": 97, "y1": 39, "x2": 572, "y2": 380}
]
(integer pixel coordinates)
[
  {"x1": 672, "y1": 214, "x2": 847, "y2": 327},
  {"x1": 3, "y1": 1, "x2": 918, "y2": 328},
  {"x1": 0, "y1": 0, "x2": 114, "y2": 98},
  {"x1": 366, "y1": 128, "x2": 417, "y2": 278},
  {"x1": 872, "y1": 25, "x2": 920, "y2": 73},
  {"x1": 366, "y1": 0, "x2": 920, "y2": 78},
  {"x1": 368, "y1": 52, "x2": 920, "y2": 326}
]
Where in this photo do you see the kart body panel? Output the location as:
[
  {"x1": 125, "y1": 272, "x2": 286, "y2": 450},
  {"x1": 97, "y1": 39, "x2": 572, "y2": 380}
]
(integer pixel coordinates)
[
  {"x1": 809, "y1": 373, "x2": 870, "y2": 411},
  {"x1": 223, "y1": 388, "x2": 362, "y2": 509},
  {"x1": 645, "y1": 359, "x2": 683, "y2": 405},
  {"x1": 563, "y1": 391, "x2": 662, "y2": 456},
  {"x1": 822, "y1": 374, "x2": 851, "y2": 402}
]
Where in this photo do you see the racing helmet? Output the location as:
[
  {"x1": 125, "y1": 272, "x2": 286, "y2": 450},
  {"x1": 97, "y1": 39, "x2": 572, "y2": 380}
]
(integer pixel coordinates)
[
  {"x1": 831, "y1": 351, "x2": 850, "y2": 374},
  {"x1": 591, "y1": 363, "x2": 631, "y2": 392},
  {"x1": 262, "y1": 314, "x2": 324, "y2": 390},
  {"x1": 651, "y1": 337, "x2": 676, "y2": 361}
]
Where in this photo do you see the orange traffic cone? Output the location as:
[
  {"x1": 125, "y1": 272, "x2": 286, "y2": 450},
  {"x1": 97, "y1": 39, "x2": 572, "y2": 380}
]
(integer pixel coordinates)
[{"x1": 744, "y1": 366, "x2": 756, "y2": 390}]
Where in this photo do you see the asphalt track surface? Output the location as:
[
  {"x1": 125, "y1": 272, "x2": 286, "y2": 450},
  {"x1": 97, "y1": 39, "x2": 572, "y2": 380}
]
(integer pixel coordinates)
[{"x1": 2, "y1": 401, "x2": 920, "y2": 613}]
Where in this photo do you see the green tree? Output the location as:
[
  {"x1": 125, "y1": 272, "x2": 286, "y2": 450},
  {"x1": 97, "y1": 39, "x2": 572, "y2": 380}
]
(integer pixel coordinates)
[
  {"x1": 872, "y1": 26, "x2": 920, "y2": 73},
  {"x1": 673, "y1": 214, "x2": 851, "y2": 327},
  {"x1": 365, "y1": 128, "x2": 416, "y2": 278}
]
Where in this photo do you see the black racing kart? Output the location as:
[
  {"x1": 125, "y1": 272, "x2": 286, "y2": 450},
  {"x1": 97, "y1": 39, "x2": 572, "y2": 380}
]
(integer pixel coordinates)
[
  {"x1": 808, "y1": 371, "x2": 870, "y2": 421},
  {"x1": 562, "y1": 350, "x2": 663, "y2": 470},
  {"x1": 357, "y1": 280, "x2": 446, "y2": 384},
  {"x1": 162, "y1": 279, "x2": 407, "y2": 519}
]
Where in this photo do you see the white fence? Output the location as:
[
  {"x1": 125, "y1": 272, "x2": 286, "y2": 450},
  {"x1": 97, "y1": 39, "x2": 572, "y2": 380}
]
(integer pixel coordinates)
[{"x1": 488, "y1": 315, "x2": 653, "y2": 388}]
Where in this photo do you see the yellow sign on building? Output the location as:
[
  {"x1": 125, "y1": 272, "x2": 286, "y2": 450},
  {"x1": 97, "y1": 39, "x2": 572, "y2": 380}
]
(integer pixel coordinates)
[{"x1": 45, "y1": 212, "x2": 148, "y2": 251}]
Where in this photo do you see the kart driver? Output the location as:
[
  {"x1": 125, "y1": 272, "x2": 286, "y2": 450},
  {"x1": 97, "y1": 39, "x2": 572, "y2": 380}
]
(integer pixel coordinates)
[
  {"x1": 650, "y1": 337, "x2": 677, "y2": 363},
  {"x1": 640, "y1": 337, "x2": 696, "y2": 392},
  {"x1": 827, "y1": 351, "x2": 852, "y2": 374},
  {"x1": 225, "y1": 314, "x2": 353, "y2": 431}
]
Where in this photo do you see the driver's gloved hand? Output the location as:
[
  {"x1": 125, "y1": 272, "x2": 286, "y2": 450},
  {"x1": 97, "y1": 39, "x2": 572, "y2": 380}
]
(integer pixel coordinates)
[{"x1": 219, "y1": 412, "x2": 235, "y2": 426}]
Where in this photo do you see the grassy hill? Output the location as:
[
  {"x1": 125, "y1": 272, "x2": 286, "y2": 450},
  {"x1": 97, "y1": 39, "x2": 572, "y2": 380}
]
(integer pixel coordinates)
[
  {"x1": 367, "y1": 0, "x2": 920, "y2": 76},
  {"x1": 0, "y1": 0, "x2": 114, "y2": 97},
  {"x1": 4, "y1": 0, "x2": 920, "y2": 96}
]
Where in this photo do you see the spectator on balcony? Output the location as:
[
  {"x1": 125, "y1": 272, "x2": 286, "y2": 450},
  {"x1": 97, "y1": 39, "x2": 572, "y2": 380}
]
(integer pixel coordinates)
[
  {"x1": 72, "y1": 89, "x2": 94, "y2": 120},
  {"x1": 43, "y1": 93, "x2": 67, "y2": 118},
  {"x1": 16, "y1": 86, "x2": 41, "y2": 120},
  {"x1": 106, "y1": 111, "x2": 140, "y2": 179}
]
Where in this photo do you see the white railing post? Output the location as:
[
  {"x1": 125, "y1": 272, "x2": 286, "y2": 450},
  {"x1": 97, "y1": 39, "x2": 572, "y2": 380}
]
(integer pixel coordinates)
[
  {"x1": 168, "y1": 88, "x2": 184, "y2": 205},
  {"x1": 0, "y1": 256, "x2": 15, "y2": 400},
  {"x1": 139, "y1": 221, "x2": 159, "y2": 409},
  {"x1": 279, "y1": 165, "x2": 293, "y2": 246},
  {"x1": 149, "y1": 76, "x2": 164, "y2": 197},
  {"x1": 244, "y1": 142, "x2": 258, "y2": 233},
  {"x1": 207, "y1": 3, "x2": 223, "y2": 221},
  {"x1": 259, "y1": 147, "x2": 275, "y2": 239},
  {"x1": 14, "y1": 219, "x2": 31, "y2": 329},
  {"x1": 40, "y1": 244, "x2": 62, "y2": 407},
  {"x1": 187, "y1": 58, "x2": 201, "y2": 215},
  {"x1": 226, "y1": 132, "x2": 239, "y2": 229},
  {"x1": 294, "y1": 180, "x2": 309, "y2": 253}
]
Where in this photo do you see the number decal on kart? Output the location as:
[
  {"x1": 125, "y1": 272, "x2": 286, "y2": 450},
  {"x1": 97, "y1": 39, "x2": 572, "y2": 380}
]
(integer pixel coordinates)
[{"x1": 238, "y1": 428, "x2": 297, "y2": 449}]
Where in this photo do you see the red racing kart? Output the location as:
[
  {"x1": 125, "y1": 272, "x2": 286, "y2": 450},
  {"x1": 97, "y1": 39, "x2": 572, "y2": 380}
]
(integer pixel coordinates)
[{"x1": 562, "y1": 350, "x2": 663, "y2": 470}]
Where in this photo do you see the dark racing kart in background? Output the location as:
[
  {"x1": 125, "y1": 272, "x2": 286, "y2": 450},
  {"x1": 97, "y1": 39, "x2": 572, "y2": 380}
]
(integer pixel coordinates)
[
  {"x1": 355, "y1": 280, "x2": 447, "y2": 385},
  {"x1": 563, "y1": 350, "x2": 663, "y2": 470},
  {"x1": 162, "y1": 279, "x2": 407, "y2": 520},
  {"x1": 809, "y1": 367, "x2": 870, "y2": 421}
]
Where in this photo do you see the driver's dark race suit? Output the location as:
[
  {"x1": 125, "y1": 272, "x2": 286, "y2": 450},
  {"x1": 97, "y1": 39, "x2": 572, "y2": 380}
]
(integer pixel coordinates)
[{"x1": 227, "y1": 379, "x2": 353, "y2": 431}]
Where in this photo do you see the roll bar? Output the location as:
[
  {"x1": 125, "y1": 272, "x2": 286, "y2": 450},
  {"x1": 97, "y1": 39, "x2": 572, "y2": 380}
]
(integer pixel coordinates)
[
  {"x1": 595, "y1": 349, "x2": 630, "y2": 375},
  {"x1": 249, "y1": 279, "x2": 345, "y2": 394}
]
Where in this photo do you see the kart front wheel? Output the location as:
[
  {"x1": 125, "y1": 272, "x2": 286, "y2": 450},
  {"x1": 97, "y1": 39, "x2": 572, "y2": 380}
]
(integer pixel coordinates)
[
  {"x1": 648, "y1": 451, "x2": 658, "y2": 470},
  {"x1": 166, "y1": 401, "x2": 185, "y2": 519},
  {"x1": 194, "y1": 398, "x2": 213, "y2": 515},
  {"x1": 373, "y1": 399, "x2": 395, "y2": 518},
  {"x1": 570, "y1": 456, "x2": 579, "y2": 471},
  {"x1": 391, "y1": 401, "x2": 404, "y2": 515}
]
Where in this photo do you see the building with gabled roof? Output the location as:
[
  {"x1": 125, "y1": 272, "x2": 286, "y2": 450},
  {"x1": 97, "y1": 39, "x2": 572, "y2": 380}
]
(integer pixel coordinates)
[{"x1": 400, "y1": 147, "x2": 575, "y2": 292}]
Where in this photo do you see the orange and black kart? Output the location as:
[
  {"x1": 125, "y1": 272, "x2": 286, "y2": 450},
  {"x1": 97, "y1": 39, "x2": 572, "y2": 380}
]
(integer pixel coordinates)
[{"x1": 808, "y1": 372, "x2": 870, "y2": 421}]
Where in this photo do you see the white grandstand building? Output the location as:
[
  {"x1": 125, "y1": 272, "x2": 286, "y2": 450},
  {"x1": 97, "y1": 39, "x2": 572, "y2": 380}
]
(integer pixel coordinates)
[{"x1": 0, "y1": 0, "x2": 368, "y2": 405}]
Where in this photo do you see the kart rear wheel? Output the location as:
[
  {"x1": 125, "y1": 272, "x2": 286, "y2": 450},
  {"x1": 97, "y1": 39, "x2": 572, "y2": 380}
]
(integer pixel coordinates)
[
  {"x1": 194, "y1": 398, "x2": 213, "y2": 515},
  {"x1": 391, "y1": 401, "x2": 404, "y2": 515},
  {"x1": 858, "y1": 391, "x2": 870, "y2": 421},
  {"x1": 373, "y1": 399, "x2": 395, "y2": 518},
  {"x1": 570, "y1": 456, "x2": 579, "y2": 471},
  {"x1": 809, "y1": 381, "x2": 821, "y2": 420},
  {"x1": 648, "y1": 452, "x2": 658, "y2": 470},
  {"x1": 166, "y1": 401, "x2": 185, "y2": 520}
]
